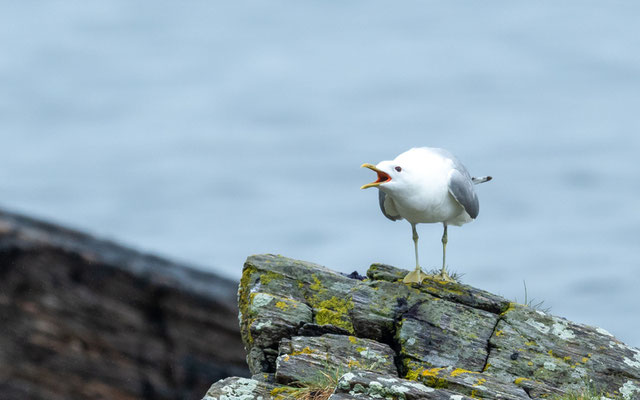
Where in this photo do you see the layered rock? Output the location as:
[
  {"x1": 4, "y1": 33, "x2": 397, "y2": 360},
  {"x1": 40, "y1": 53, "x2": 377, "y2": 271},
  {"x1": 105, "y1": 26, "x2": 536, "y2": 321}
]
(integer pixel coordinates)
[
  {"x1": 0, "y1": 209, "x2": 248, "y2": 400},
  {"x1": 203, "y1": 254, "x2": 640, "y2": 399}
]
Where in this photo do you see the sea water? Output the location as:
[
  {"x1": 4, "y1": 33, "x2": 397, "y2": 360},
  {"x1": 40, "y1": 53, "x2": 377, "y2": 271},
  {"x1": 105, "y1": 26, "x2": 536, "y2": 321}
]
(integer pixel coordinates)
[{"x1": 1, "y1": 1, "x2": 639, "y2": 346}]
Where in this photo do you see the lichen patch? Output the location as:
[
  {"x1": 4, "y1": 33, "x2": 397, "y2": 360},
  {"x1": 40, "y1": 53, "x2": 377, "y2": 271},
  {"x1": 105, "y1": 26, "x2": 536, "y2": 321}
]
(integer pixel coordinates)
[
  {"x1": 551, "y1": 320, "x2": 576, "y2": 340},
  {"x1": 620, "y1": 380, "x2": 640, "y2": 400},
  {"x1": 525, "y1": 318, "x2": 550, "y2": 334}
]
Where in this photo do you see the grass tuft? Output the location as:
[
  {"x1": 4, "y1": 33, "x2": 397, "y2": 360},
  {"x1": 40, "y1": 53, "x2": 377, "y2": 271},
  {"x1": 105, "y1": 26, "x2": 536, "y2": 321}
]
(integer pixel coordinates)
[
  {"x1": 552, "y1": 379, "x2": 622, "y2": 400},
  {"x1": 424, "y1": 268, "x2": 464, "y2": 283},
  {"x1": 271, "y1": 367, "x2": 344, "y2": 400},
  {"x1": 515, "y1": 280, "x2": 551, "y2": 313}
]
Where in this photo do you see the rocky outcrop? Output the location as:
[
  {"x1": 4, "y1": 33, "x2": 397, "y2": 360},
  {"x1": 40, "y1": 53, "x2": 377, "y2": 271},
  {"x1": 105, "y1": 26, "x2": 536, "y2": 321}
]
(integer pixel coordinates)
[
  {"x1": 203, "y1": 254, "x2": 640, "y2": 399},
  {"x1": 0, "y1": 209, "x2": 249, "y2": 400}
]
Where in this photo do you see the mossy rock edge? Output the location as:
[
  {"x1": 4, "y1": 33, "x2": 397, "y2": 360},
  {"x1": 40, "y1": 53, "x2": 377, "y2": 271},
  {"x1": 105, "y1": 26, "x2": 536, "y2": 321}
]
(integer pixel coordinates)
[{"x1": 206, "y1": 254, "x2": 640, "y2": 400}]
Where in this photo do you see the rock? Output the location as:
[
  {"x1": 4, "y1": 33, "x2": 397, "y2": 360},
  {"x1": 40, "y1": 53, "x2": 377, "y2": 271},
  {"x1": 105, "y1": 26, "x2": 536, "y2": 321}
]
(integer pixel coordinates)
[
  {"x1": 203, "y1": 377, "x2": 275, "y2": 400},
  {"x1": 0, "y1": 209, "x2": 249, "y2": 400},
  {"x1": 396, "y1": 293, "x2": 499, "y2": 371},
  {"x1": 333, "y1": 370, "x2": 475, "y2": 400},
  {"x1": 208, "y1": 253, "x2": 640, "y2": 400},
  {"x1": 275, "y1": 334, "x2": 397, "y2": 385},
  {"x1": 405, "y1": 366, "x2": 531, "y2": 399},
  {"x1": 484, "y1": 302, "x2": 640, "y2": 395}
]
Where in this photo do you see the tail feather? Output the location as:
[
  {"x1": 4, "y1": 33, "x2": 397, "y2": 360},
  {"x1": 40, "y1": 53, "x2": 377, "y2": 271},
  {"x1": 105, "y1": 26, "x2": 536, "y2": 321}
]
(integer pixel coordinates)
[{"x1": 472, "y1": 176, "x2": 492, "y2": 185}]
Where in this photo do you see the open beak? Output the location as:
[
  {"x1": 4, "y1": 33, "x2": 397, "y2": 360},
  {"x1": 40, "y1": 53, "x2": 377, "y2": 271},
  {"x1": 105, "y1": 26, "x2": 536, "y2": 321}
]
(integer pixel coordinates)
[{"x1": 360, "y1": 163, "x2": 391, "y2": 189}]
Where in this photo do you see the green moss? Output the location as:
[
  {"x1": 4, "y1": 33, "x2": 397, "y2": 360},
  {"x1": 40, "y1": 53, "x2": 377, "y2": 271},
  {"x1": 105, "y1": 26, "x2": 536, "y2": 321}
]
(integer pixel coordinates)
[
  {"x1": 270, "y1": 386, "x2": 297, "y2": 400},
  {"x1": 423, "y1": 377, "x2": 449, "y2": 389},
  {"x1": 310, "y1": 274, "x2": 325, "y2": 292},
  {"x1": 546, "y1": 349, "x2": 575, "y2": 366},
  {"x1": 239, "y1": 265, "x2": 257, "y2": 314},
  {"x1": 315, "y1": 308, "x2": 354, "y2": 333},
  {"x1": 238, "y1": 265, "x2": 258, "y2": 346},
  {"x1": 306, "y1": 294, "x2": 355, "y2": 333},
  {"x1": 500, "y1": 302, "x2": 517, "y2": 316},
  {"x1": 260, "y1": 270, "x2": 283, "y2": 285},
  {"x1": 404, "y1": 359, "x2": 433, "y2": 381},
  {"x1": 549, "y1": 381, "x2": 623, "y2": 400}
]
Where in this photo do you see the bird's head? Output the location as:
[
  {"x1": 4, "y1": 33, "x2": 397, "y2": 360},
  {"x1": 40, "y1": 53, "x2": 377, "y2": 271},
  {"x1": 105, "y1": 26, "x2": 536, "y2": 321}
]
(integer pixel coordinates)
[{"x1": 360, "y1": 161, "x2": 406, "y2": 191}]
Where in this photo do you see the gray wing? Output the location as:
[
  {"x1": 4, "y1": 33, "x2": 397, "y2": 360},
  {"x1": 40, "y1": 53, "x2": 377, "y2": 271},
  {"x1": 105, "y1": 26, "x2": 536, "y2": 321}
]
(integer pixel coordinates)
[
  {"x1": 448, "y1": 169, "x2": 479, "y2": 219},
  {"x1": 378, "y1": 191, "x2": 402, "y2": 221}
]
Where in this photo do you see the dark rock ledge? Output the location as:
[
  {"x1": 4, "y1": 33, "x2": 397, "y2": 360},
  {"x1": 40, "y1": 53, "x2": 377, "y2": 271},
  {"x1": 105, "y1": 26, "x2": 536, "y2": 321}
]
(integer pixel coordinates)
[
  {"x1": 0, "y1": 209, "x2": 249, "y2": 400},
  {"x1": 203, "y1": 254, "x2": 640, "y2": 400}
]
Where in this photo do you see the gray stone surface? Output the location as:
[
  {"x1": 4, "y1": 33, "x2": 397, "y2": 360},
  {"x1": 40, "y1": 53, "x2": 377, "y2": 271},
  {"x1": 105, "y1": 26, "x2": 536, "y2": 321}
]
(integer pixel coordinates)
[
  {"x1": 208, "y1": 254, "x2": 640, "y2": 400},
  {"x1": 333, "y1": 370, "x2": 475, "y2": 400},
  {"x1": 485, "y1": 302, "x2": 640, "y2": 396},
  {"x1": 203, "y1": 377, "x2": 275, "y2": 400},
  {"x1": 396, "y1": 294, "x2": 499, "y2": 371},
  {"x1": 275, "y1": 334, "x2": 397, "y2": 385}
]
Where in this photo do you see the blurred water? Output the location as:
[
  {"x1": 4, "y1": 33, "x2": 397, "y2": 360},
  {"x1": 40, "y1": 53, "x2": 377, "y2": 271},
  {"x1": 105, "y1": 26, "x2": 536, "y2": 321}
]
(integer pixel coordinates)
[{"x1": 1, "y1": 1, "x2": 639, "y2": 346}]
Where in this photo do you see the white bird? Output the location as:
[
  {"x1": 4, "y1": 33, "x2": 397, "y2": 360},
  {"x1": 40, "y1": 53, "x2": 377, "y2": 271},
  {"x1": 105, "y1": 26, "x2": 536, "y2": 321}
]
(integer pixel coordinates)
[{"x1": 361, "y1": 147, "x2": 492, "y2": 284}]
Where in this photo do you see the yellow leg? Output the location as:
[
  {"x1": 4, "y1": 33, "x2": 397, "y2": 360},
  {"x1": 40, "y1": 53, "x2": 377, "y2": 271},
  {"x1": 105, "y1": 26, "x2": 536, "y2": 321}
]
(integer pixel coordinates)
[
  {"x1": 437, "y1": 224, "x2": 454, "y2": 282},
  {"x1": 403, "y1": 224, "x2": 429, "y2": 284}
]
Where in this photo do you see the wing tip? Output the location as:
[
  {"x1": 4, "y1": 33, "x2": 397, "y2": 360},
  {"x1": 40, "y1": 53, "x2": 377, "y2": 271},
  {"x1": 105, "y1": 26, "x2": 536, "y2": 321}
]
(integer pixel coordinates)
[{"x1": 472, "y1": 176, "x2": 492, "y2": 184}]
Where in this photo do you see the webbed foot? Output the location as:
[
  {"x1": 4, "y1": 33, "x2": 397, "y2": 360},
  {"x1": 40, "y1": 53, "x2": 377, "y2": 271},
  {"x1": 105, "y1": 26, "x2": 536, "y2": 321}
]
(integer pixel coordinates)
[{"x1": 403, "y1": 268, "x2": 430, "y2": 284}]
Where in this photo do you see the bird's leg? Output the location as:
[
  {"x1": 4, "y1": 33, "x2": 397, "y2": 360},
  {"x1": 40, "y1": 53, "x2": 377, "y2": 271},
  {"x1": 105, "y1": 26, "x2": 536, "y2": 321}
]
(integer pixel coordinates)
[
  {"x1": 412, "y1": 223, "x2": 420, "y2": 269},
  {"x1": 403, "y1": 223, "x2": 428, "y2": 284},
  {"x1": 441, "y1": 223, "x2": 447, "y2": 272},
  {"x1": 437, "y1": 223, "x2": 454, "y2": 282}
]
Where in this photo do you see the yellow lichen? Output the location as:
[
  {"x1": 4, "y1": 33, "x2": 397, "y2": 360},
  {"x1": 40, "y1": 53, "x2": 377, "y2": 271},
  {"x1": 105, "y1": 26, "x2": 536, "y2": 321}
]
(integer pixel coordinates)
[
  {"x1": 546, "y1": 349, "x2": 574, "y2": 365},
  {"x1": 404, "y1": 360, "x2": 425, "y2": 380},
  {"x1": 348, "y1": 336, "x2": 357, "y2": 344},
  {"x1": 450, "y1": 368, "x2": 477, "y2": 377},
  {"x1": 422, "y1": 367, "x2": 445, "y2": 377},
  {"x1": 474, "y1": 378, "x2": 487, "y2": 386},
  {"x1": 421, "y1": 281, "x2": 464, "y2": 297},
  {"x1": 260, "y1": 271, "x2": 282, "y2": 285},
  {"x1": 524, "y1": 341, "x2": 536, "y2": 346},
  {"x1": 495, "y1": 330, "x2": 504, "y2": 337},
  {"x1": 238, "y1": 265, "x2": 258, "y2": 346},
  {"x1": 275, "y1": 301, "x2": 289, "y2": 310},
  {"x1": 527, "y1": 361, "x2": 534, "y2": 366},
  {"x1": 313, "y1": 296, "x2": 354, "y2": 333},
  {"x1": 310, "y1": 275, "x2": 324, "y2": 292},
  {"x1": 500, "y1": 302, "x2": 516, "y2": 316},
  {"x1": 290, "y1": 346, "x2": 314, "y2": 356},
  {"x1": 514, "y1": 377, "x2": 530, "y2": 385},
  {"x1": 482, "y1": 363, "x2": 491, "y2": 372}
]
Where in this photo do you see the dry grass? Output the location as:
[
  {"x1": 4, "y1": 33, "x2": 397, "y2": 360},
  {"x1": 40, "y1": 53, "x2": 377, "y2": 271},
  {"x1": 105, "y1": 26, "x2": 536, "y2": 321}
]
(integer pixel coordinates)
[
  {"x1": 552, "y1": 381, "x2": 622, "y2": 400},
  {"x1": 271, "y1": 368, "x2": 344, "y2": 400}
]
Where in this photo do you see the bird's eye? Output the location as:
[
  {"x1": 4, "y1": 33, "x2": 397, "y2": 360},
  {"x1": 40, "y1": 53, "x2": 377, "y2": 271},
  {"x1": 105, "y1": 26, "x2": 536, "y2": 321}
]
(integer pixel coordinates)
[{"x1": 395, "y1": 166, "x2": 402, "y2": 172}]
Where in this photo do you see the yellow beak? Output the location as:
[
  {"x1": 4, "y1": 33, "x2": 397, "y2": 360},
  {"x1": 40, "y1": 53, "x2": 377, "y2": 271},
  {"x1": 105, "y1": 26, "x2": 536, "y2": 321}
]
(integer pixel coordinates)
[{"x1": 361, "y1": 163, "x2": 391, "y2": 189}]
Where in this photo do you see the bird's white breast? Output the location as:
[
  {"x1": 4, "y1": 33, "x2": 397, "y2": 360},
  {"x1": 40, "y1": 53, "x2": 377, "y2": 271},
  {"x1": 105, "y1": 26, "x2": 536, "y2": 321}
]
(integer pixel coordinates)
[{"x1": 382, "y1": 149, "x2": 470, "y2": 225}]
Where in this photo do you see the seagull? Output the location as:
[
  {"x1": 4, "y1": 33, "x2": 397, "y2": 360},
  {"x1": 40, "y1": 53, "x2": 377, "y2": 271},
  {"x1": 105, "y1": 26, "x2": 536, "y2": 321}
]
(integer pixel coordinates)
[{"x1": 361, "y1": 147, "x2": 492, "y2": 284}]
